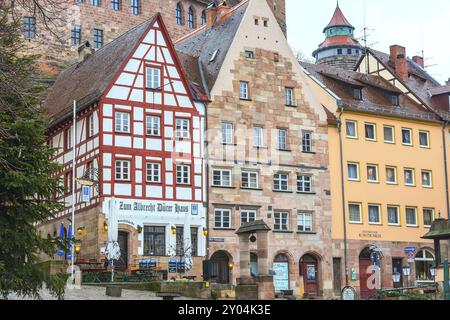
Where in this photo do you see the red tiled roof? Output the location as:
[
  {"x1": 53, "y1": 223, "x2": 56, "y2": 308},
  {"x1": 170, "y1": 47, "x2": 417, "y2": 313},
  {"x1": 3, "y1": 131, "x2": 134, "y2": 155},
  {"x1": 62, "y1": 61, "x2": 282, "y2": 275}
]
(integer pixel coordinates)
[
  {"x1": 319, "y1": 35, "x2": 360, "y2": 49},
  {"x1": 324, "y1": 5, "x2": 353, "y2": 31}
]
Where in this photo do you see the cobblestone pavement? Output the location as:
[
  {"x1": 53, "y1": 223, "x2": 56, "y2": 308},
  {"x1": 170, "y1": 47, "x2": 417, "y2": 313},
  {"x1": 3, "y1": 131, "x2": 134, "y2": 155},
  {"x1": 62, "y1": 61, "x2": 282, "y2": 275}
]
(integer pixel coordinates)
[{"x1": 6, "y1": 286, "x2": 196, "y2": 300}]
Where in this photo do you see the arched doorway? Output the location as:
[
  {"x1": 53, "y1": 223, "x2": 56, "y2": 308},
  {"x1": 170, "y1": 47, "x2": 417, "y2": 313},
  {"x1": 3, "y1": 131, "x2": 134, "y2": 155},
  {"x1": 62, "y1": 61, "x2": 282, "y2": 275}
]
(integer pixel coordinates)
[
  {"x1": 273, "y1": 253, "x2": 290, "y2": 292},
  {"x1": 359, "y1": 247, "x2": 382, "y2": 299},
  {"x1": 300, "y1": 254, "x2": 319, "y2": 297},
  {"x1": 116, "y1": 231, "x2": 129, "y2": 270},
  {"x1": 210, "y1": 251, "x2": 231, "y2": 284},
  {"x1": 250, "y1": 253, "x2": 258, "y2": 277}
]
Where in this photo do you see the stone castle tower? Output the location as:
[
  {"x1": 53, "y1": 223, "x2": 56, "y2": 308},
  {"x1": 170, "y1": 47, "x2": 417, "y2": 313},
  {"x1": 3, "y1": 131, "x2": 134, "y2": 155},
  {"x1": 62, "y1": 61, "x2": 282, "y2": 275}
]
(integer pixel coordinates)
[{"x1": 312, "y1": 3, "x2": 363, "y2": 70}]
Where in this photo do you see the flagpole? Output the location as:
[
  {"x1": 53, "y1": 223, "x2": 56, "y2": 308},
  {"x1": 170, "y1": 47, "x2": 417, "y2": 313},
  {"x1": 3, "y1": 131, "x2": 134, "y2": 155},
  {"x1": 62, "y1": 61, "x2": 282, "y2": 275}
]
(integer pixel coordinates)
[{"x1": 71, "y1": 100, "x2": 77, "y2": 281}]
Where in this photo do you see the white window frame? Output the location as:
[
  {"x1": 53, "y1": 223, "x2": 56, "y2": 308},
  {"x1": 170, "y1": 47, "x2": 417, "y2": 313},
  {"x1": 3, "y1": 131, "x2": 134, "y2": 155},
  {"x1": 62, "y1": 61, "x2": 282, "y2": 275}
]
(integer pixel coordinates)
[
  {"x1": 402, "y1": 128, "x2": 413, "y2": 146},
  {"x1": 404, "y1": 168, "x2": 415, "y2": 186},
  {"x1": 285, "y1": 87, "x2": 295, "y2": 106},
  {"x1": 221, "y1": 122, "x2": 233, "y2": 145},
  {"x1": 421, "y1": 170, "x2": 433, "y2": 188},
  {"x1": 214, "y1": 208, "x2": 231, "y2": 229},
  {"x1": 367, "y1": 164, "x2": 379, "y2": 183},
  {"x1": 297, "y1": 211, "x2": 313, "y2": 232},
  {"x1": 274, "y1": 173, "x2": 289, "y2": 191},
  {"x1": 297, "y1": 175, "x2": 312, "y2": 193},
  {"x1": 302, "y1": 130, "x2": 313, "y2": 153},
  {"x1": 383, "y1": 125, "x2": 395, "y2": 144},
  {"x1": 239, "y1": 81, "x2": 249, "y2": 100},
  {"x1": 386, "y1": 166, "x2": 398, "y2": 185},
  {"x1": 348, "y1": 203, "x2": 362, "y2": 224},
  {"x1": 175, "y1": 119, "x2": 190, "y2": 139},
  {"x1": 212, "y1": 168, "x2": 232, "y2": 187},
  {"x1": 419, "y1": 130, "x2": 430, "y2": 148},
  {"x1": 368, "y1": 204, "x2": 382, "y2": 225},
  {"x1": 278, "y1": 129, "x2": 288, "y2": 150},
  {"x1": 115, "y1": 160, "x2": 131, "y2": 181},
  {"x1": 115, "y1": 112, "x2": 131, "y2": 133},
  {"x1": 253, "y1": 126, "x2": 264, "y2": 147},
  {"x1": 387, "y1": 206, "x2": 400, "y2": 226},
  {"x1": 346, "y1": 120, "x2": 358, "y2": 139},
  {"x1": 347, "y1": 162, "x2": 360, "y2": 181},
  {"x1": 146, "y1": 162, "x2": 161, "y2": 183},
  {"x1": 89, "y1": 113, "x2": 95, "y2": 138},
  {"x1": 423, "y1": 208, "x2": 435, "y2": 228},
  {"x1": 146, "y1": 66, "x2": 161, "y2": 90},
  {"x1": 241, "y1": 171, "x2": 259, "y2": 189},
  {"x1": 146, "y1": 115, "x2": 161, "y2": 136},
  {"x1": 241, "y1": 210, "x2": 257, "y2": 225},
  {"x1": 274, "y1": 211, "x2": 289, "y2": 231},
  {"x1": 176, "y1": 165, "x2": 190, "y2": 185},
  {"x1": 406, "y1": 207, "x2": 418, "y2": 227},
  {"x1": 365, "y1": 123, "x2": 377, "y2": 141}
]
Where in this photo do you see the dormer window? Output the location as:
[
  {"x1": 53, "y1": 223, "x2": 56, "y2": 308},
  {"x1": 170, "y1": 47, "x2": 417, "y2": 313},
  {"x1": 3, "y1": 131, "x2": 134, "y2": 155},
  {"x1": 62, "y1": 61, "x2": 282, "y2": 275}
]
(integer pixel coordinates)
[
  {"x1": 353, "y1": 87, "x2": 362, "y2": 100},
  {"x1": 391, "y1": 94, "x2": 399, "y2": 106}
]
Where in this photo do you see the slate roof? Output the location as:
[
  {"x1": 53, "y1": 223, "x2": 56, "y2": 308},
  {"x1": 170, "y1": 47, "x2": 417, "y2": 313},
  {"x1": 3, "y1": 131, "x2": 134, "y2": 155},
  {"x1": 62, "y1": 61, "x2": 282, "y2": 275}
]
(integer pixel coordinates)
[
  {"x1": 301, "y1": 61, "x2": 439, "y2": 122},
  {"x1": 324, "y1": 5, "x2": 354, "y2": 31},
  {"x1": 45, "y1": 14, "x2": 208, "y2": 128},
  {"x1": 175, "y1": 1, "x2": 249, "y2": 92}
]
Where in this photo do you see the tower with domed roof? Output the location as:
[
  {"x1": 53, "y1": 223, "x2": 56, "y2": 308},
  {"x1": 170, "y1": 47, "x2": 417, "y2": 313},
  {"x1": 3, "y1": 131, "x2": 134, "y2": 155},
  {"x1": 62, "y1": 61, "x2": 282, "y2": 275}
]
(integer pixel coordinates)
[{"x1": 312, "y1": 2, "x2": 363, "y2": 70}]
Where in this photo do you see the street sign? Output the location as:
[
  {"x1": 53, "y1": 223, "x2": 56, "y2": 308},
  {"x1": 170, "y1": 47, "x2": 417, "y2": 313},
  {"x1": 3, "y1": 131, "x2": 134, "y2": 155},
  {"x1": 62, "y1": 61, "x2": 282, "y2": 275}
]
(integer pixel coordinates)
[
  {"x1": 82, "y1": 185, "x2": 90, "y2": 202},
  {"x1": 404, "y1": 247, "x2": 417, "y2": 253},
  {"x1": 405, "y1": 247, "x2": 417, "y2": 263}
]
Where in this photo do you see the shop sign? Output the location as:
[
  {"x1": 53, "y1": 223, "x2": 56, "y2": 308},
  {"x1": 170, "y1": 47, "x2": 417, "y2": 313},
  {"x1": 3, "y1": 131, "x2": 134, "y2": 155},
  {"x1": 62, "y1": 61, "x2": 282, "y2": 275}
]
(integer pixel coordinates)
[{"x1": 273, "y1": 262, "x2": 289, "y2": 292}]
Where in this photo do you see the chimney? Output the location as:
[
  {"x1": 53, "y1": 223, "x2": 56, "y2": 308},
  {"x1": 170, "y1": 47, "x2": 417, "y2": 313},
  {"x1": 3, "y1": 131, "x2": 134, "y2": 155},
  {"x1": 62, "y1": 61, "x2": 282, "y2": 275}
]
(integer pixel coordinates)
[
  {"x1": 412, "y1": 56, "x2": 424, "y2": 68},
  {"x1": 205, "y1": 1, "x2": 232, "y2": 29},
  {"x1": 390, "y1": 45, "x2": 409, "y2": 82},
  {"x1": 77, "y1": 41, "x2": 94, "y2": 62}
]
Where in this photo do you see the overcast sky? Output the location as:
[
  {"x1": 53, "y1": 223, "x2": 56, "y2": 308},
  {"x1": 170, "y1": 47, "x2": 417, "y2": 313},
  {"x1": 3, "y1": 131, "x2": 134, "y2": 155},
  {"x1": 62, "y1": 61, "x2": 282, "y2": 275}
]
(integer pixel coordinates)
[{"x1": 286, "y1": 0, "x2": 450, "y2": 84}]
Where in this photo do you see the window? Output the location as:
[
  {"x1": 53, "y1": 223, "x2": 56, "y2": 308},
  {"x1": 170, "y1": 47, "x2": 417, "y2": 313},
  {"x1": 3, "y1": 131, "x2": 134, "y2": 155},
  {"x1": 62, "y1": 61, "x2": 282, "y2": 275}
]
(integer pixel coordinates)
[
  {"x1": 337, "y1": 49, "x2": 343, "y2": 55},
  {"x1": 65, "y1": 127, "x2": 72, "y2": 150},
  {"x1": 348, "y1": 203, "x2": 362, "y2": 224},
  {"x1": 241, "y1": 210, "x2": 256, "y2": 225},
  {"x1": 388, "y1": 206, "x2": 400, "y2": 225},
  {"x1": 212, "y1": 169, "x2": 232, "y2": 187},
  {"x1": 368, "y1": 204, "x2": 381, "y2": 225},
  {"x1": 71, "y1": 25, "x2": 81, "y2": 45},
  {"x1": 421, "y1": 170, "x2": 432, "y2": 188},
  {"x1": 176, "y1": 3, "x2": 183, "y2": 25},
  {"x1": 143, "y1": 226, "x2": 165, "y2": 256},
  {"x1": 23, "y1": 17, "x2": 36, "y2": 39},
  {"x1": 115, "y1": 160, "x2": 130, "y2": 181},
  {"x1": 65, "y1": 171, "x2": 72, "y2": 194},
  {"x1": 263, "y1": 20, "x2": 268, "y2": 27},
  {"x1": 215, "y1": 208, "x2": 231, "y2": 229},
  {"x1": 346, "y1": 120, "x2": 357, "y2": 138},
  {"x1": 93, "y1": 28, "x2": 103, "y2": 49},
  {"x1": 254, "y1": 18, "x2": 259, "y2": 25},
  {"x1": 190, "y1": 227, "x2": 198, "y2": 256},
  {"x1": 146, "y1": 163, "x2": 161, "y2": 183},
  {"x1": 274, "y1": 173, "x2": 289, "y2": 191},
  {"x1": 221, "y1": 122, "x2": 233, "y2": 144},
  {"x1": 406, "y1": 207, "x2": 418, "y2": 227},
  {"x1": 201, "y1": 10, "x2": 206, "y2": 25},
  {"x1": 404, "y1": 168, "x2": 415, "y2": 186},
  {"x1": 175, "y1": 119, "x2": 190, "y2": 139},
  {"x1": 242, "y1": 171, "x2": 259, "y2": 189},
  {"x1": 175, "y1": 226, "x2": 184, "y2": 256},
  {"x1": 297, "y1": 211, "x2": 313, "y2": 232},
  {"x1": 415, "y1": 249, "x2": 435, "y2": 282},
  {"x1": 253, "y1": 126, "x2": 264, "y2": 147},
  {"x1": 365, "y1": 123, "x2": 376, "y2": 141},
  {"x1": 146, "y1": 67, "x2": 161, "y2": 89},
  {"x1": 88, "y1": 113, "x2": 95, "y2": 138},
  {"x1": 188, "y1": 7, "x2": 195, "y2": 29},
  {"x1": 297, "y1": 175, "x2": 312, "y2": 193},
  {"x1": 347, "y1": 48, "x2": 352, "y2": 55},
  {"x1": 245, "y1": 50, "x2": 254, "y2": 59},
  {"x1": 115, "y1": 112, "x2": 130, "y2": 133},
  {"x1": 386, "y1": 166, "x2": 397, "y2": 184},
  {"x1": 347, "y1": 162, "x2": 359, "y2": 181},
  {"x1": 87, "y1": 161, "x2": 95, "y2": 180},
  {"x1": 402, "y1": 128, "x2": 412, "y2": 145},
  {"x1": 278, "y1": 129, "x2": 288, "y2": 150},
  {"x1": 302, "y1": 130, "x2": 313, "y2": 152},
  {"x1": 176, "y1": 165, "x2": 190, "y2": 185},
  {"x1": 239, "y1": 81, "x2": 249, "y2": 100},
  {"x1": 111, "y1": 0, "x2": 121, "y2": 11},
  {"x1": 91, "y1": 0, "x2": 101, "y2": 6},
  {"x1": 423, "y1": 208, "x2": 435, "y2": 228},
  {"x1": 285, "y1": 87, "x2": 295, "y2": 106},
  {"x1": 384, "y1": 126, "x2": 395, "y2": 144},
  {"x1": 146, "y1": 115, "x2": 161, "y2": 136},
  {"x1": 353, "y1": 87, "x2": 362, "y2": 100},
  {"x1": 274, "y1": 212, "x2": 289, "y2": 231},
  {"x1": 419, "y1": 131, "x2": 430, "y2": 148},
  {"x1": 367, "y1": 164, "x2": 379, "y2": 183},
  {"x1": 391, "y1": 94, "x2": 399, "y2": 106},
  {"x1": 131, "y1": 0, "x2": 141, "y2": 15}
]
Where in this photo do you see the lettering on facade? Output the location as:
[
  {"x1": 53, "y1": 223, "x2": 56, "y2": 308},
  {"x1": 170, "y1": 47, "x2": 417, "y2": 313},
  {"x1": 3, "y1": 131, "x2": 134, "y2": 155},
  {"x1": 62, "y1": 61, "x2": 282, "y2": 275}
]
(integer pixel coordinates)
[
  {"x1": 118, "y1": 201, "x2": 190, "y2": 214},
  {"x1": 359, "y1": 231, "x2": 382, "y2": 239}
]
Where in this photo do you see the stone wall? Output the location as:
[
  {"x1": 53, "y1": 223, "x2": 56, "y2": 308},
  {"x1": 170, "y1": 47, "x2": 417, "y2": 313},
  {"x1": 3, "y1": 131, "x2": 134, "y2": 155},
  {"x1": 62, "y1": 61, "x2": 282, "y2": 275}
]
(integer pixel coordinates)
[
  {"x1": 206, "y1": 47, "x2": 334, "y2": 298},
  {"x1": 317, "y1": 55, "x2": 360, "y2": 71}
]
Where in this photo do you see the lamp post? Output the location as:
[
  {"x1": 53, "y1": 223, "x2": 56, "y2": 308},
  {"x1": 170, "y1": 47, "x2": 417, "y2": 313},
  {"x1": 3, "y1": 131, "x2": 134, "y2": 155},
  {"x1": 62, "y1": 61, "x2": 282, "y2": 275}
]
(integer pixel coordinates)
[
  {"x1": 392, "y1": 272, "x2": 401, "y2": 292},
  {"x1": 430, "y1": 265, "x2": 438, "y2": 300},
  {"x1": 403, "y1": 265, "x2": 411, "y2": 293}
]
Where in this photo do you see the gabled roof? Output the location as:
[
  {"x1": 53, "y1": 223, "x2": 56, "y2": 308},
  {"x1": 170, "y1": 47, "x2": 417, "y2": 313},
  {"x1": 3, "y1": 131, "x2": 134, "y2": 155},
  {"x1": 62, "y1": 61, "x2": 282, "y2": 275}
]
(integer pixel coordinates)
[
  {"x1": 45, "y1": 14, "x2": 208, "y2": 127},
  {"x1": 175, "y1": 1, "x2": 249, "y2": 92},
  {"x1": 429, "y1": 84, "x2": 450, "y2": 97},
  {"x1": 324, "y1": 4, "x2": 354, "y2": 32}
]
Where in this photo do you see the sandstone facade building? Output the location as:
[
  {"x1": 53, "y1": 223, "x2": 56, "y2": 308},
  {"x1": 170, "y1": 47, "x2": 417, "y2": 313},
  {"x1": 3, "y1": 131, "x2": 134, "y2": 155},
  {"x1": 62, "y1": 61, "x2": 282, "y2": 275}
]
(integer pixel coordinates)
[{"x1": 177, "y1": 0, "x2": 334, "y2": 298}]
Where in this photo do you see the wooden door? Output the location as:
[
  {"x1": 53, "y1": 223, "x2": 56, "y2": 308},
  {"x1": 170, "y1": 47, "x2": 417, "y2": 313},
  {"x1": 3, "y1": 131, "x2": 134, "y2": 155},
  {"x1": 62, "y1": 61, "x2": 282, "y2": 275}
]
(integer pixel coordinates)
[
  {"x1": 333, "y1": 258, "x2": 342, "y2": 296},
  {"x1": 359, "y1": 258, "x2": 374, "y2": 299},
  {"x1": 117, "y1": 231, "x2": 128, "y2": 270},
  {"x1": 301, "y1": 256, "x2": 319, "y2": 297},
  {"x1": 211, "y1": 251, "x2": 230, "y2": 284}
]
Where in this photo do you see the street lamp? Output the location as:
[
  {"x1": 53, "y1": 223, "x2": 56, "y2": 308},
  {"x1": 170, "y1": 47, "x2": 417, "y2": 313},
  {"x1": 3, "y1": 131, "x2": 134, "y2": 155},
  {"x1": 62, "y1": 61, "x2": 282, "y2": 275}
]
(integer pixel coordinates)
[
  {"x1": 392, "y1": 272, "x2": 401, "y2": 286},
  {"x1": 403, "y1": 265, "x2": 411, "y2": 290}
]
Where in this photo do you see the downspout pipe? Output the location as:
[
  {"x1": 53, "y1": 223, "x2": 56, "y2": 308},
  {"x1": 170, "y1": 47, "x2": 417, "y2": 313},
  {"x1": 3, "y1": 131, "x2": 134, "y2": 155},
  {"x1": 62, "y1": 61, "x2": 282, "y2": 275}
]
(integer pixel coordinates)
[
  {"x1": 337, "y1": 100, "x2": 349, "y2": 286},
  {"x1": 443, "y1": 121, "x2": 450, "y2": 218}
]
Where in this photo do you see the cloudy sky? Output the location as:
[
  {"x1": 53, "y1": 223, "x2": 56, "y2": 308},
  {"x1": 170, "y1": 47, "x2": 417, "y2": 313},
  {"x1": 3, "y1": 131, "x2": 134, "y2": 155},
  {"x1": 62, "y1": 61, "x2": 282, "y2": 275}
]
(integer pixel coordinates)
[{"x1": 286, "y1": 0, "x2": 450, "y2": 84}]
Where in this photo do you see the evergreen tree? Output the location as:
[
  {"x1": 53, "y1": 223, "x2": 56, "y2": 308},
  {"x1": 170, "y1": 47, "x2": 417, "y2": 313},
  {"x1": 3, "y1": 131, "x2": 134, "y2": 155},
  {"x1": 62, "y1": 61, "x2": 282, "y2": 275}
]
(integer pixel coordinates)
[{"x1": 0, "y1": 5, "x2": 66, "y2": 299}]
